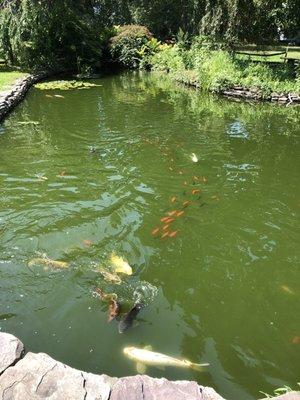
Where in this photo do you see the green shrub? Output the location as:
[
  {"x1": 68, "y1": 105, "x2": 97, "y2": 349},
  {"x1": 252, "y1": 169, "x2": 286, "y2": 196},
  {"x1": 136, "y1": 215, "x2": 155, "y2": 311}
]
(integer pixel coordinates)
[
  {"x1": 109, "y1": 25, "x2": 152, "y2": 68},
  {"x1": 196, "y1": 51, "x2": 241, "y2": 91},
  {"x1": 149, "y1": 44, "x2": 184, "y2": 72}
]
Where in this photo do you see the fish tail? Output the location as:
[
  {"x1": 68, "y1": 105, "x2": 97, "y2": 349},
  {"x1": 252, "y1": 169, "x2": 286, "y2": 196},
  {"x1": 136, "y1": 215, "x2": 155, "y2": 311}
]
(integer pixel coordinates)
[{"x1": 190, "y1": 362, "x2": 210, "y2": 371}]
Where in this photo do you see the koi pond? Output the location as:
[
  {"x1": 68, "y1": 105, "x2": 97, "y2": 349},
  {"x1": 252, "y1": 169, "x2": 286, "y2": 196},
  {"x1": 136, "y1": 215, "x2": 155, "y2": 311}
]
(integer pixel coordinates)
[{"x1": 0, "y1": 72, "x2": 299, "y2": 399}]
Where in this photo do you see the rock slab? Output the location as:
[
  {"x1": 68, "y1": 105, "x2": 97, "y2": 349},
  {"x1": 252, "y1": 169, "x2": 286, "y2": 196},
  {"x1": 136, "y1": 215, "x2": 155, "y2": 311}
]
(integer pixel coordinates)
[{"x1": 0, "y1": 332, "x2": 24, "y2": 374}]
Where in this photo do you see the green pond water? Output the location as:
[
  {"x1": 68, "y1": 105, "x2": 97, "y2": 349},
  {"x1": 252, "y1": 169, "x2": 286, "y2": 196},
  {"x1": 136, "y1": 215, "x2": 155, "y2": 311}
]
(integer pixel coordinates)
[{"x1": 0, "y1": 71, "x2": 299, "y2": 399}]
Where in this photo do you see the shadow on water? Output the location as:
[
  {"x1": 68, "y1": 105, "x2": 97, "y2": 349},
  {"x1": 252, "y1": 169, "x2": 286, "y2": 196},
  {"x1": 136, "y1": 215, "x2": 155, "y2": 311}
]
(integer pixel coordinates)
[{"x1": 0, "y1": 71, "x2": 299, "y2": 399}]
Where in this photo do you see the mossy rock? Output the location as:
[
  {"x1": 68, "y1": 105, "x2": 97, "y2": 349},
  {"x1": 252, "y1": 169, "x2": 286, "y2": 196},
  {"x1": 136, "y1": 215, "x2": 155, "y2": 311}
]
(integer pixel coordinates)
[{"x1": 35, "y1": 80, "x2": 101, "y2": 90}]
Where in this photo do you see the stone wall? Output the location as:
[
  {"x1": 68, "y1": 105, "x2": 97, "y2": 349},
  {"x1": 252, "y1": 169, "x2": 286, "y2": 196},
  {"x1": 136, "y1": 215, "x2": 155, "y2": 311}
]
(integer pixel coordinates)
[
  {"x1": 0, "y1": 72, "x2": 49, "y2": 123},
  {"x1": 221, "y1": 87, "x2": 300, "y2": 104},
  {"x1": 0, "y1": 332, "x2": 300, "y2": 400},
  {"x1": 172, "y1": 74, "x2": 300, "y2": 105}
]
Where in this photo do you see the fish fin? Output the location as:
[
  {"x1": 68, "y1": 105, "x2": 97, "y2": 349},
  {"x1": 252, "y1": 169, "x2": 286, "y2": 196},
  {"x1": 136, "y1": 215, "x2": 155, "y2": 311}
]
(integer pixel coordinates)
[
  {"x1": 144, "y1": 345, "x2": 152, "y2": 351},
  {"x1": 136, "y1": 362, "x2": 147, "y2": 374},
  {"x1": 190, "y1": 362, "x2": 210, "y2": 371}
]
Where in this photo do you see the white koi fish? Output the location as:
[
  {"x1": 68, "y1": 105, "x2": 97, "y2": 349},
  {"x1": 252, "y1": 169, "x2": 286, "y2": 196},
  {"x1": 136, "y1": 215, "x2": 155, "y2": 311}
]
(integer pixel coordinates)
[
  {"x1": 190, "y1": 153, "x2": 199, "y2": 163},
  {"x1": 123, "y1": 346, "x2": 209, "y2": 373}
]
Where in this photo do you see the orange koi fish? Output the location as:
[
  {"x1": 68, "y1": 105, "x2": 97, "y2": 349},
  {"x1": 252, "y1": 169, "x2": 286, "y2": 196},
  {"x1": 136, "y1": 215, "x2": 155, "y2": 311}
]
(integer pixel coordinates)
[
  {"x1": 151, "y1": 227, "x2": 160, "y2": 236},
  {"x1": 176, "y1": 211, "x2": 184, "y2": 217},
  {"x1": 83, "y1": 239, "x2": 93, "y2": 247},
  {"x1": 169, "y1": 167, "x2": 173, "y2": 171},
  {"x1": 163, "y1": 224, "x2": 170, "y2": 231},
  {"x1": 59, "y1": 170, "x2": 66, "y2": 177},
  {"x1": 160, "y1": 217, "x2": 170, "y2": 222},
  {"x1": 183, "y1": 201, "x2": 191, "y2": 207},
  {"x1": 161, "y1": 232, "x2": 170, "y2": 239},
  {"x1": 192, "y1": 189, "x2": 201, "y2": 195},
  {"x1": 165, "y1": 217, "x2": 175, "y2": 224},
  {"x1": 169, "y1": 231, "x2": 178, "y2": 238},
  {"x1": 171, "y1": 196, "x2": 177, "y2": 203},
  {"x1": 167, "y1": 211, "x2": 177, "y2": 217},
  {"x1": 183, "y1": 181, "x2": 188, "y2": 186}
]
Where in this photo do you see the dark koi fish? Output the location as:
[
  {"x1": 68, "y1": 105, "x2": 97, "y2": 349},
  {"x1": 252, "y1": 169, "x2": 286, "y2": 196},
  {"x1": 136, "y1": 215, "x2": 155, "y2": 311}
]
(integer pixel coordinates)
[{"x1": 118, "y1": 303, "x2": 144, "y2": 333}]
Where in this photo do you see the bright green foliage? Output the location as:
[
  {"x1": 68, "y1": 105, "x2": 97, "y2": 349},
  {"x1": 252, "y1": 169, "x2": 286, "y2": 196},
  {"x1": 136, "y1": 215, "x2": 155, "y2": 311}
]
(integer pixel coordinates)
[
  {"x1": 150, "y1": 45, "x2": 185, "y2": 72},
  {"x1": 109, "y1": 25, "x2": 152, "y2": 68},
  {"x1": 0, "y1": 0, "x2": 103, "y2": 71},
  {"x1": 197, "y1": 51, "x2": 241, "y2": 91},
  {"x1": 148, "y1": 40, "x2": 300, "y2": 95}
]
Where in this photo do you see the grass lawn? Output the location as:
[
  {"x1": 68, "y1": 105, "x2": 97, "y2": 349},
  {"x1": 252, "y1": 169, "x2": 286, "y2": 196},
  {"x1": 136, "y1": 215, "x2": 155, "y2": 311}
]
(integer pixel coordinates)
[{"x1": 0, "y1": 71, "x2": 27, "y2": 92}]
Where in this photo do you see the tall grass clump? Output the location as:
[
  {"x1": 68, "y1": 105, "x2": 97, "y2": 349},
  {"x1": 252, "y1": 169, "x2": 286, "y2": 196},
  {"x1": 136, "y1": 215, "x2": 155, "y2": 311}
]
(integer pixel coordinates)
[{"x1": 196, "y1": 51, "x2": 241, "y2": 91}]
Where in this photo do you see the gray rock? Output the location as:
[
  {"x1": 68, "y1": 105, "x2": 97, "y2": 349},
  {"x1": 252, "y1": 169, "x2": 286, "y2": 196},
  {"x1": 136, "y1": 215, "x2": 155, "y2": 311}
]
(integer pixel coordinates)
[
  {"x1": 0, "y1": 332, "x2": 24, "y2": 374},
  {"x1": 0, "y1": 351, "x2": 116, "y2": 400},
  {"x1": 110, "y1": 376, "x2": 144, "y2": 400},
  {"x1": 109, "y1": 375, "x2": 225, "y2": 400},
  {"x1": 141, "y1": 375, "x2": 201, "y2": 400}
]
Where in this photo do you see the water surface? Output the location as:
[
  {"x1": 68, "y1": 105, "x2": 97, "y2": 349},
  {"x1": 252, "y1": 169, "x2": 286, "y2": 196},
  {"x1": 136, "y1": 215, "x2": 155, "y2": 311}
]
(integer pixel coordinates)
[{"x1": 0, "y1": 72, "x2": 299, "y2": 399}]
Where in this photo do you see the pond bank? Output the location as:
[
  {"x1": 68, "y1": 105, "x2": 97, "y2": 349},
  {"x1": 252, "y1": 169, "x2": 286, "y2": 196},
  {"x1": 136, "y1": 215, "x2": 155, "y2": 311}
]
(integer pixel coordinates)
[
  {"x1": 0, "y1": 332, "x2": 299, "y2": 400},
  {"x1": 170, "y1": 73, "x2": 300, "y2": 105},
  {"x1": 0, "y1": 72, "x2": 49, "y2": 123}
]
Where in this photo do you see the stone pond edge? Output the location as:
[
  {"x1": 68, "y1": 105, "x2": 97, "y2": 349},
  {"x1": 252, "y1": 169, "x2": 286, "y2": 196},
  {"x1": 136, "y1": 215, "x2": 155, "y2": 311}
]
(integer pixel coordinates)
[
  {"x1": 0, "y1": 72, "x2": 50, "y2": 123},
  {"x1": 1, "y1": 332, "x2": 299, "y2": 400}
]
